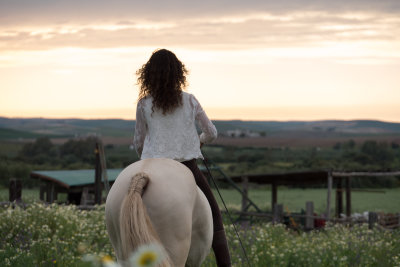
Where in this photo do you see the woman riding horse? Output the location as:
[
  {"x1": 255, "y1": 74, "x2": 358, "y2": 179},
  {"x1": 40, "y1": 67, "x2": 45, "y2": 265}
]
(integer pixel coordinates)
[{"x1": 133, "y1": 49, "x2": 231, "y2": 267}]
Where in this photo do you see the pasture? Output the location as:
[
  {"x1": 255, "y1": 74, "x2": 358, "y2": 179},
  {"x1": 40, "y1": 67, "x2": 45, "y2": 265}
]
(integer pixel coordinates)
[
  {"x1": 212, "y1": 187, "x2": 400, "y2": 214},
  {"x1": 1, "y1": 203, "x2": 399, "y2": 267},
  {"x1": 1, "y1": 188, "x2": 400, "y2": 266},
  {"x1": 1, "y1": 132, "x2": 399, "y2": 266},
  {"x1": 2, "y1": 187, "x2": 399, "y2": 213}
]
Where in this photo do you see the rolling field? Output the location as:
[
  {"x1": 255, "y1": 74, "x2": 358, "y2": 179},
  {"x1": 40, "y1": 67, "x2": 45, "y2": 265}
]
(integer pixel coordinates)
[
  {"x1": 0, "y1": 201, "x2": 399, "y2": 267},
  {"x1": 1, "y1": 186, "x2": 399, "y2": 266},
  {"x1": 1, "y1": 118, "x2": 400, "y2": 266}
]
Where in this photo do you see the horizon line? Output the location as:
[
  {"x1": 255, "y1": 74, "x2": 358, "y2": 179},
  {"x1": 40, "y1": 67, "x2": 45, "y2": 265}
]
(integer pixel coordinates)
[
  {"x1": 1, "y1": 104, "x2": 399, "y2": 123},
  {"x1": 1, "y1": 115, "x2": 400, "y2": 124}
]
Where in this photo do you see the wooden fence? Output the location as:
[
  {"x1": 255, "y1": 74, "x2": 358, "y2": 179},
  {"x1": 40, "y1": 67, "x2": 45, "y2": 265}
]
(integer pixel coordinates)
[
  {"x1": 229, "y1": 201, "x2": 400, "y2": 230},
  {"x1": 5, "y1": 177, "x2": 400, "y2": 229}
]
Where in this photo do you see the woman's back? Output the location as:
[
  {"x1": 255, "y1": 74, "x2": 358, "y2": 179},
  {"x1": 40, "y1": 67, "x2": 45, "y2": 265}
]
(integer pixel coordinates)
[
  {"x1": 137, "y1": 92, "x2": 204, "y2": 161},
  {"x1": 135, "y1": 92, "x2": 217, "y2": 161}
]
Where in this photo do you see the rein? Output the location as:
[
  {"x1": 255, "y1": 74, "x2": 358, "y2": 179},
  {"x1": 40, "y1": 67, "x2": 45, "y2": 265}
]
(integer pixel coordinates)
[{"x1": 201, "y1": 157, "x2": 252, "y2": 267}]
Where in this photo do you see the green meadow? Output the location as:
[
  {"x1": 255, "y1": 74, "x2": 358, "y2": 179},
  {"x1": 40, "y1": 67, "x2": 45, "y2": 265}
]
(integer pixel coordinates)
[
  {"x1": 2, "y1": 187, "x2": 400, "y2": 214},
  {"x1": 1, "y1": 126, "x2": 399, "y2": 266},
  {"x1": 0, "y1": 203, "x2": 399, "y2": 267}
]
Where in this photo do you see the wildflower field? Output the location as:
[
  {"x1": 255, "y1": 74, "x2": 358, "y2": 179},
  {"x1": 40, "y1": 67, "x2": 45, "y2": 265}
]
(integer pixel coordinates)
[{"x1": 1, "y1": 203, "x2": 400, "y2": 267}]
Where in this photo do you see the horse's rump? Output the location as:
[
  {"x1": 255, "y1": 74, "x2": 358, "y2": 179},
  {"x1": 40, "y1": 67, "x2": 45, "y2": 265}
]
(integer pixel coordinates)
[{"x1": 105, "y1": 158, "x2": 212, "y2": 267}]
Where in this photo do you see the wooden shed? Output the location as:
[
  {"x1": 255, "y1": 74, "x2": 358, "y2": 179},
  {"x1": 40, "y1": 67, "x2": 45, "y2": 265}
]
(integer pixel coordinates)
[{"x1": 31, "y1": 169, "x2": 122, "y2": 205}]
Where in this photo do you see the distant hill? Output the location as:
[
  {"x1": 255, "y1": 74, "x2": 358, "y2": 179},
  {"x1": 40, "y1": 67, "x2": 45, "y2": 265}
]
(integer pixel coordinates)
[
  {"x1": 0, "y1": 127, "x2": 44, "y2": 139},
  {"x1": 0, "y1": 117, "x2": 134, "y2": 138},
  {"x1": 214, "y1": 120, "x2": 400, "y2": 134},
  {"x1": 1, "y1": 117, "x2": 400, "y2": 141}
]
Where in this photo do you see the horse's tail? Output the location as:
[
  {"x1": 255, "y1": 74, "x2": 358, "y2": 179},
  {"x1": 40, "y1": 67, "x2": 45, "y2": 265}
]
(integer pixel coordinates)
[{"x1": 119, "y1": 172, "x2": 171, "y2": 266}]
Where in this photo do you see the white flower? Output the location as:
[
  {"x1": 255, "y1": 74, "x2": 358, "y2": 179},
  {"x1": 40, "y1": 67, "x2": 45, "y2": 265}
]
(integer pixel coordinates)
[
  {"x1": 102, "y1": 255, "x2": 121, "y2": 267},
  {"x1": 129, "y1": 244, "x2": 166, "y2": 267}
]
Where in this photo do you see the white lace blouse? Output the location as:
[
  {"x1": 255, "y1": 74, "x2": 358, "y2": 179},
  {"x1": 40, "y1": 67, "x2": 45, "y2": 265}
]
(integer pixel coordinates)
[{"x1": 133, "y1": 92, "x2": 217, "y2": 162}]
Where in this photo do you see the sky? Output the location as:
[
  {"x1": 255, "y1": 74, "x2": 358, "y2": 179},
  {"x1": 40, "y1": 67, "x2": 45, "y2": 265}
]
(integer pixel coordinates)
[{"x1": 1, "y1": 0, "x2": 399, "y2": 121}]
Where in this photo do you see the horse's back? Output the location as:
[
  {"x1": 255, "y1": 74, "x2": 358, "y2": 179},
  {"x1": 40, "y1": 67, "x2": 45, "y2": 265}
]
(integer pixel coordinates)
[{"x1": 105, "y1": 158, "x2": 211, "y2": 266}]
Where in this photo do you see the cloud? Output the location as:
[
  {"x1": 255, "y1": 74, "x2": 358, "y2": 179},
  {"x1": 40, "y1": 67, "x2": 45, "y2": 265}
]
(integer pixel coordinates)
[
  {"x1": 1, "y1": 0, "x2": 400, "y2": 26},
  {"x1": 1, "y1": 10, "x2": 399, "y2": 56},
  {"x1": 0, "y1": 0, "x2": 399, "y2": 70}
]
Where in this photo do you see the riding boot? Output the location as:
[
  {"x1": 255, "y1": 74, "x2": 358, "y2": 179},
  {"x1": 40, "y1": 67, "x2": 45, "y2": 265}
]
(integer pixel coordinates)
[{"x1": 212, "y1": 230, "x2": 232, "y2": 267}]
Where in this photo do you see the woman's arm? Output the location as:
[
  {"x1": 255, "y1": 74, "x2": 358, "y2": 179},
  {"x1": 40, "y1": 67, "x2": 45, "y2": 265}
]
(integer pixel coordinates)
[
  {"x1": 133, "y1": 100, "x2": 147, "y2": 157},
  {"x1": 191, "y1": 95, "x2": 217, "y2": 144}
]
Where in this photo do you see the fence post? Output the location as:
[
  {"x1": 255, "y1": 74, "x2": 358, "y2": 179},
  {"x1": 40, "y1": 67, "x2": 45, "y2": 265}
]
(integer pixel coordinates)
[
  {"x1": 39, "y1": 184, "x2": 45, "y2": 201},
  {"x1": 336, "y1": 179, "x2": 343, "y2": 218},
  {"x1": 345, "y1": 177, "x2": 351, "y2": 217},
  {"x1": 9, "y1": 178, "x2": 22, "y2": 202},
  {"x1": 46, "y1": 182, "x2": 55, "y2": 203},
  {"x1": 305, "y1": 201, "x2": 314, "y2": 230},
  {"x1": 241, "y1": 176, "x2": 248, "y2": 212},
  {"x1": 94, "y1": 141, "x2": 102, "y2": 205},
  {"x1": 273, "y1": 203, "x2": 283, "y2": 224},
  {"x1": 398, "y1": 213, "x2": 400, "y2": 228},
  {"x1": 271, "y1": 182, "x2": 277, "y2": 213},
  {"x1": 369, "y1": 212, "x2": 378, "y2": 229},
  {"x1": 326, "y1": 171, "x2": 332, "y2": 221}
]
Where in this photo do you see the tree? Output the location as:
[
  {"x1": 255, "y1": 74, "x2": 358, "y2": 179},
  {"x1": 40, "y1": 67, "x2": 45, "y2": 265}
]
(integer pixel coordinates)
[
  {"x1": 391, "y1": 142, "x2": 399, "y2": 149},
  {"x1": 342, "y1": 139, "x2": 355, "y2": 150},
  {"x1": 59, "y1": 136, "x2": 97, "y2": 164},
  {"x1": 359, "y1": 140, "x2": 394, "y2": 167},
  {"x1": 18, "y1": 137, "x2": 57, "y2": 164}
]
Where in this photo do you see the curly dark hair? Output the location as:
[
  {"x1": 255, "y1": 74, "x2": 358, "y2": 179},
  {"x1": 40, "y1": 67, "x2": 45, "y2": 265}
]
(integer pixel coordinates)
[{"x1": 136, "y1": 49, "x2": 188, "y2": 114}]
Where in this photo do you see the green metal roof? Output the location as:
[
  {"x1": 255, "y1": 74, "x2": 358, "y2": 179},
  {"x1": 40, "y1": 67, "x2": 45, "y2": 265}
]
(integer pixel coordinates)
[{"x1": 31, "y1": 169, "x2": 123, "y2": 188}]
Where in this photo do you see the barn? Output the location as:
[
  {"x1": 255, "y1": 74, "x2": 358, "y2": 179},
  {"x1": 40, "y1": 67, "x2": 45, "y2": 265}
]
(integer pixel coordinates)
[{"x1": 30, "y1": 169, "x2": 122, "y2": 205}]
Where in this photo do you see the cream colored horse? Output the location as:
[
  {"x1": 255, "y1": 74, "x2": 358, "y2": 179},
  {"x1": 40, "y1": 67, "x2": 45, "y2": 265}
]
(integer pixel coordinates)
[{"x1": 105, "y1": 158, "x2": 213, "y2": 267}]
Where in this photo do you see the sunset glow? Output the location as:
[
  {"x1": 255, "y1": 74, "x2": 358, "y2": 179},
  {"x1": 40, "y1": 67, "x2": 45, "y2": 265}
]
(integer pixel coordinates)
[{"x1": 1, "y1": 1, "x2": 399, "y2": 121}]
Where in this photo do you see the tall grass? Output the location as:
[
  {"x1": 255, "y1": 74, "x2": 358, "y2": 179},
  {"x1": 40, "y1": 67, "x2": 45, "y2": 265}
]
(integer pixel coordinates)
[{"x1": 0, "y1": 203, "x2": 399, "y2": 267}]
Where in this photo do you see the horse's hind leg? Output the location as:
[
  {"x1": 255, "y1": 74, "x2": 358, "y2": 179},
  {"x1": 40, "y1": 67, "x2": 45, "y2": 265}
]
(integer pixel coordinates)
[
  {"x1": 186, "y1": 189, "x2": 213, "y2": 267},
  {"x1": 167, "y1": 235, "x2": 192, "y2": 267},
  {"x1": 152, "y1": 207, "x2": 193, "y2": 267},
  {"x1": 105, "y1": 198, "x2": 124, "y2": 262}
]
